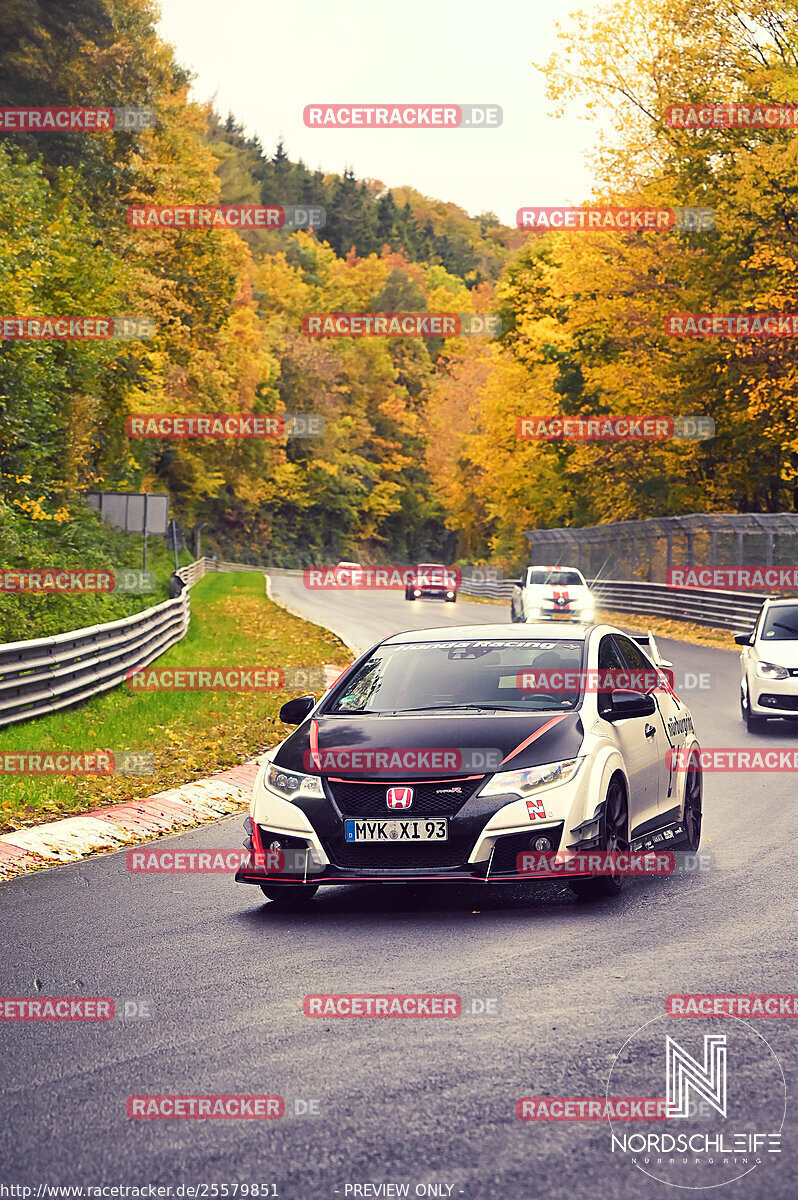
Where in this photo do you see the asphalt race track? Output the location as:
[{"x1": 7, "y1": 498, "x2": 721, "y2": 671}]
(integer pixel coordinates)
[{"x1": 1, "y1": 584, "x2": 796, "y2": 1198}]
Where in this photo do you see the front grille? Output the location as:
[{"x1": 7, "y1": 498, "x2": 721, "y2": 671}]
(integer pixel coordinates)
[
  {"x1": 327, "y1": 777, "x2": 484, "y2": 818},
  {"x1": 326, "y1": 833, "x2": 476, "y2": 870}
]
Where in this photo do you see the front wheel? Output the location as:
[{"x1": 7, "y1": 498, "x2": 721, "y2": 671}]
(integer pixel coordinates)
[
  {"x1": 259, "y1": 884, "x2": 319, "y2": 909},
  {"x1": 446, "y1": 596, "x2": 456, "y2": 603},
  {"x1": 682, "y1": 754, "x2": 702, "y2": 851},
  {"x1": 570, "y1": 778, "x2": 628, "y2": 899}
]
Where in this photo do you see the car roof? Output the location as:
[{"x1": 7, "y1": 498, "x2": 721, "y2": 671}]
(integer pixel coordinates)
[
  {"x1": 526, "y1": 565, "x2": 585, "y2": 575},
  {"x1": 383, "y1": 623, "x2": 591, "y2": 645},
  {"x1": 762, "y1": 596, "x2": 798, "y2": 606}
]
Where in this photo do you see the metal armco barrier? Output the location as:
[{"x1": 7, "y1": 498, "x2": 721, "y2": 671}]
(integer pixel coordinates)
[
  {"x1": 460, "y1": 572, "x2": 766, "y2": 630},
  {"x1": 0, "y1": 557, "x2": 766, "y2": 729},
  {"x1": 263, "y1": 570, "x2": 764, "y2": 629},
  {"x1": 0, "y1": 556, "x2": 219, "y2": 730},
  {"x1": 589, "y1": 579, "x2": 765, "y2": 632},
  {"x1": 458, "y1": 577, "x2": 520, "y2": 599}
]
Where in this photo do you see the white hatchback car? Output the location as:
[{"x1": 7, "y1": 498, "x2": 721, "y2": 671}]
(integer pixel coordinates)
[
  {"x1": 236, "y1": 622, "x2": 701, "y2": 907},
  {"x1": 736, "y1": 598, "x2": 798, "y2": 730},
  {"x1": 511, "y1": 566, "x2": 595, "y2": 624}
]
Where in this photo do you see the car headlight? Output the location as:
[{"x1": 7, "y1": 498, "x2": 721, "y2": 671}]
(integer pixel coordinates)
[
  {"x1": 756, "y1": 660, "x2": 789, "y2": 681},
  {"x1": 263, "y1": 762, "x2": 324, "y2": 801},
  {"x1": 478, "y1": 758, "x2": 583, "y2": 799}
]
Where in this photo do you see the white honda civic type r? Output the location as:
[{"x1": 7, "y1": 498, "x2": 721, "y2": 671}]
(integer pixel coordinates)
[
  {"x1": 511, "y1": 566, "x2": 595, "y2": 624},
  {"x1": 736, "y1": 597, "x2": 798, "y2": 730},
  {"x1": 236, "y1": 622, "x2": 702, "y2": 907}
]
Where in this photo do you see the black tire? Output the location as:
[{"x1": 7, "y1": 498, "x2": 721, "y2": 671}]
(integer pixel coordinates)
[
  {"x1": 259, "y1": 884, "x2": 319, "y2": 909},
  {"x1": 682, "y1": 753, "x2": 702, "y2": 851},
  {"x1": 446, "y1": 596, "x2": 456, "y2": 603},
  {"x1": 405, "y1": 591, "x2": 415, "y2": 601},
  {"x1": 741, "y1": 682, "x2": 767, "y2": 732},
  {"x1": 569, "y1": 777, "x2": 628, "y2": 899}
]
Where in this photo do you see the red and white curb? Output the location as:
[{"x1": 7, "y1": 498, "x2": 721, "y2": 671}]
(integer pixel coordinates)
[{"x1": 0, "y1": 760, "x2": 260, "y2": 881}]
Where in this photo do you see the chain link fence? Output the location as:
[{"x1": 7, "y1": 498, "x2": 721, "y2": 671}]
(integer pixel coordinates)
[{"x1": 524, "y1": 513, "x2": 798, "y2": 584}]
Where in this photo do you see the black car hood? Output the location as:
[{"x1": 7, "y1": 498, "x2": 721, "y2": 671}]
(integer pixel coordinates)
[{"x1": 275, "y1": 711, "x2": 585, "y2": 780}]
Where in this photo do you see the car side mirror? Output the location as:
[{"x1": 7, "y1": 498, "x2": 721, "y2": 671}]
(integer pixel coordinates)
[
  {"x1": 279, "y1": 694, "x2": 316, "y2": 724},
  {"x1": 734, "y1": 633, "x2": 753, "y2": 646},
  {"x1": 600, "y1": 690, "x2": 656, "y2": 720}
]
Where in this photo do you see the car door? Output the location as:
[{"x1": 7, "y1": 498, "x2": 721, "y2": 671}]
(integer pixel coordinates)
[{"x1": 597, "y1": 634, "x2": 661, "y2": 836}]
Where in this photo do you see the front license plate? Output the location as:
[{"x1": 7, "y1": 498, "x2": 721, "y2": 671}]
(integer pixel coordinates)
[
  {"x1": 344, "y1": 818, "x2": 448, "y2": 842},
  {"x1": 551, "y1": 611, "x2": 572, "y2": 619}
]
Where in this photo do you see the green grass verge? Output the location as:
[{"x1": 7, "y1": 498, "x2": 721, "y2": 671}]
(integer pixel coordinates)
[
  {"x1": 0, "y1": 572, "x2": 351, "y2": 832},
  {"x1": 0, "y1": 500, "x2": 194, "y2": 643}
]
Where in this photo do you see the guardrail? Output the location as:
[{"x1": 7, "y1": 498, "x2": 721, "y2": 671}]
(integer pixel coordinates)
[
  {"x1": 589, "y1": 579, "x2": 764, "y2": 632},
  {"x1": 263, "y1": 569, "x2": 764, "y2": 630},
  {"x1": 1, "y1": 556, "x2": 765, "y2": 729},
  {"x1": 0, "y1": 557, "x2": 218, "y2": 730},
  {"x1": 458, "y1": 577, "x2": 519, "y2": 599}
]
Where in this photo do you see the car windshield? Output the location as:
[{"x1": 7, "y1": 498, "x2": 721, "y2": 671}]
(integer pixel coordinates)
[
  {"x1": 326, "y1": 638, "x2": 586, "y2": 714},
  {"x1": 761, "y1": 606, "x2": 798, "y2": 641},
  {"x1": 527, "y1": 569, "x2": 584, "y2": 587}
]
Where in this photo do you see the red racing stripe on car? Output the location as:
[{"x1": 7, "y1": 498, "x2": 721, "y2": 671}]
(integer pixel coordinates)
[
  {"x1": 309, "y1": 719, "x2": 321, "y2": 771},
  {"x1": 499, "y1": 715, "x2": 568, "y2": 767}
]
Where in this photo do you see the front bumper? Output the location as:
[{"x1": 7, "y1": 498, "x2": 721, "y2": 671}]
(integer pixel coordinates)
[
  {"x1": 235, "y1": 771, "x2": 581, "y2": 886},
  {"x1": 749, "y1": 672, "x2": 798, "y2": 715},
  {"x1": 235, "y1": 821, "x2": 568, "y2": 886},
  {"x1": 234, "y1": 768, "x2": 583, "y2": 883}
]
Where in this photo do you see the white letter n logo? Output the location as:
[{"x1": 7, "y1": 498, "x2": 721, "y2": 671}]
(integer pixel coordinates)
[{"x1": 666, "y1": 1035, "x2": 727, "y2": 1118}]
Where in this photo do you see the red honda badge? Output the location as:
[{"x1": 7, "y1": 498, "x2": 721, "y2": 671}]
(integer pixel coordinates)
[{"x1": 386, "y1": 787, "x2": 413, "y2": 810}]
